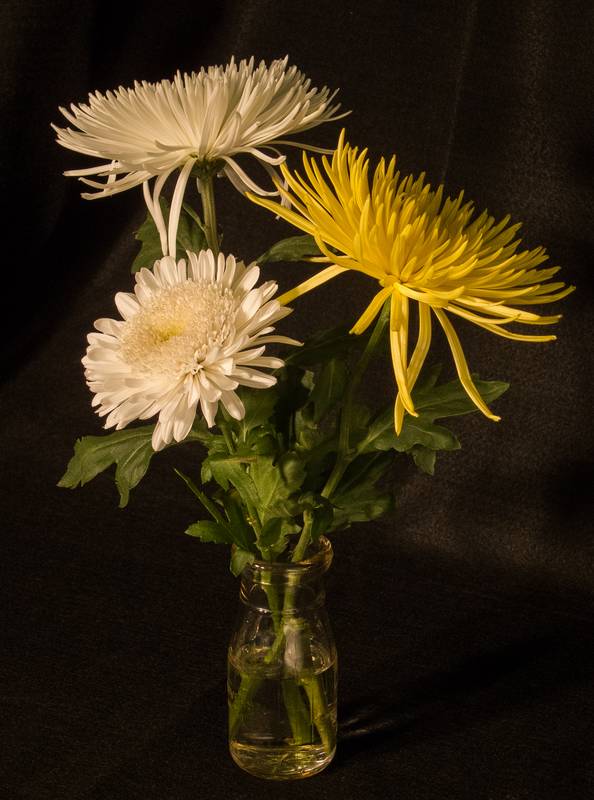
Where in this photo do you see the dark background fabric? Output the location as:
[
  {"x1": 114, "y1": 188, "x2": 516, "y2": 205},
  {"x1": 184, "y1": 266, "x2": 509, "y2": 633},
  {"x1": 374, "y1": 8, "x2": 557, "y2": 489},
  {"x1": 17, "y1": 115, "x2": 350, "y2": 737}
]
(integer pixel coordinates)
[{"x1": 2, "y1": 1, "x2": 593, "y2": 798}]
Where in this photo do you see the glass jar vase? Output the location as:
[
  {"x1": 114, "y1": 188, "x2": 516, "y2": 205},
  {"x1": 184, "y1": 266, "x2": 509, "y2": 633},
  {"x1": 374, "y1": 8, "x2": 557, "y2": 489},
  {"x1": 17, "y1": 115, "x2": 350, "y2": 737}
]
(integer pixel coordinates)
[{"x1": 227, "y1": 536, "x2": 337, "y2": 780}]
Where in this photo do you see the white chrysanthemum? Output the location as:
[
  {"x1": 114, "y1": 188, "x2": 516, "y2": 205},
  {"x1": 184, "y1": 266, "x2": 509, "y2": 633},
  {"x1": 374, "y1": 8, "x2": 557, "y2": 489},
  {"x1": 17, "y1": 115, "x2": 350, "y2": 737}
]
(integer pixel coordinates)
[
  {"x1": 53, "y1": 55, "x2": 345, "y2": 197},
  {"x1": 83, "y1": 250, "x2": 298, "y2": 451}
]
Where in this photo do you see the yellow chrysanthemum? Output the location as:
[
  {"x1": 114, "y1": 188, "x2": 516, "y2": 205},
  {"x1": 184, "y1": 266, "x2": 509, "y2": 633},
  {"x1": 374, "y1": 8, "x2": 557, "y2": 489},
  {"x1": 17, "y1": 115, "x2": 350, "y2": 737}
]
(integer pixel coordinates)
[{"x1": 249, "y1": 131, "x2": 575, "y2": 432}]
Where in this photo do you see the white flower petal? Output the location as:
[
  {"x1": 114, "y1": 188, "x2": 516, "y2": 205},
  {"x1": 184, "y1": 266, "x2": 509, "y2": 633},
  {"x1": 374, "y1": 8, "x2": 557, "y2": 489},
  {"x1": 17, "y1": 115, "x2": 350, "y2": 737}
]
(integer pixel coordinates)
[
  {"x1": 54, "y1": 57, "x2": 345, "y2": 202},
  {"x1": 83, "y1": 249, "x2": 295, "y2": 447},
  {"x1": 114, "y1": 292, "x2": 140, "y2": 320},
  {"x1": 220, "y1": 390, "x2": 245, "y2": 420}
]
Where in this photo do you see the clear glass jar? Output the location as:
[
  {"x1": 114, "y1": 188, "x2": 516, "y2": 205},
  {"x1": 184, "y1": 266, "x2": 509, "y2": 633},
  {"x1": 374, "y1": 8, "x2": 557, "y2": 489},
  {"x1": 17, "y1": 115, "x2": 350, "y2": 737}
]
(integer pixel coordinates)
[{"x1": 227, "y1": 536, "x2": 337, "y2": 780}]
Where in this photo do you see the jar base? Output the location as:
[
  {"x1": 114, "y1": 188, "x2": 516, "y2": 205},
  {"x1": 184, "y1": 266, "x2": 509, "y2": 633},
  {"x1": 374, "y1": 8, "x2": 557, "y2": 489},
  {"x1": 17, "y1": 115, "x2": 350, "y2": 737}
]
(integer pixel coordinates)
[{"x1": 229, "y1": 741, "x2": 335, "y2": 780}]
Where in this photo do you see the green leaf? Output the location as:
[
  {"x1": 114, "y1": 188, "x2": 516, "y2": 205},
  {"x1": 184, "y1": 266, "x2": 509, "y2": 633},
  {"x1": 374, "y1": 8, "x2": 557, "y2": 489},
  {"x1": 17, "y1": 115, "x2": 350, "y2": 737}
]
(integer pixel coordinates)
[
  {"x1": 338, "y1": 450, "x2": 394, "y2": 494},
  {"x1": 249, "y1": 456, "x2": 293, "y2": 523},
  {"x1": 177, "y1": 202, "x2": 207, "y2": 253},
  {"x1": 258, "y1": 234, "x2": 322, "y2": 264},
  {"x1": 399, "y1": 418, "x2": 461, "y2": 451},
  {"x1": 209, "y1": 459, "x2": 260, "y2": 510},
  {"x1": 230, "y1": 549, "x2": 255, "y2": 577},
  {"x1": 258, "y1": 518, "x2": 284, "y2": 548},
  {"x1": 329, "y1": 452, "x2": 394, "y2": 530},
  {"x1": 201, "y1": 460, "x2": 213, "y2": 483},
  {"x1": 258, "y1": 517, "x2": 300, "y2": 559},
  {"x1": 58, "y1": 427, "x2": 157, "y2": 508},
  {"x1": 412, "y1": 376, "x2": 509, "y2": 420},
  {"x1": 369, "y1": 411, "x2": 461, "y2": 453},
  {"x1": 185, "y1": 520, "x2": 231, "y2": 543},
  {"x1": 330, "y1": 482, "x2": 393, "y2": 530},
  {"x1": 278, "y1": 451, "x2": 307, "y2": 493},
  {"x1": 294, "y1": 404, "x2": 322, "y2": 450},
  {"x1": 310, "y1": 359, "x2": 348, "y2": 422},
  {"x1": 59, "y1": 426, "x2": 207, "y2": 507},
  {"x1": 217, "y1": 492, "x2": 255, "y2": 551},
  {"x1": 346, "y1": 402, "x2": 373, "y2": 451},
  {"x1": 131, "y1": 213, "x2": 164, "y2": 274},
  {"x1": 411, "y1": 445, "x2": 436, "y2": 475},
  {"x1": 356, "y1": 408, "x2": 398, "y2": 453},
  {"x1": 235, "y1": 385, "x2": 280, "y2": 441},
  {"x1": 131, "y1": 198, "x2": 207, "y2": 272},
  {"x1": 358, "y1": 374, "x2": 508, "y2": 456}
]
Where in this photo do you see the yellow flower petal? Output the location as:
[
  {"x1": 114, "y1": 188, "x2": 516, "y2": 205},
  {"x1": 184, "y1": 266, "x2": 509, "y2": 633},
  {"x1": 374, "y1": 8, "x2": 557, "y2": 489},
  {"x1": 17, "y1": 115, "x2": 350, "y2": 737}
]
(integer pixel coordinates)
[
  {"x1": 247, "y1": 132, "x2": 574, "y2": 432},
  {"x1": 395, "y1": 302, "x2": 432, "y2": 433},
  {"x1": 277, "y1": 265, "x2": 347, "y2": 306},
  {"x1": 350, "y1": 287, "x2": 393, "y2": 335},
  {"x1": 434, "y1": 308, "x2": 500, "y2": 421}
]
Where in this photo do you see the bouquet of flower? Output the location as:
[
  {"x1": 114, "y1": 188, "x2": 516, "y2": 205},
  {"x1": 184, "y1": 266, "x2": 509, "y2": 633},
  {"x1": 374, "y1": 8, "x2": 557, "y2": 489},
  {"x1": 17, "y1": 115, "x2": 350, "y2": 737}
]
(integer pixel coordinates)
[{"x1": 53, "y1": 56, "x2": 573, "y2": 779}]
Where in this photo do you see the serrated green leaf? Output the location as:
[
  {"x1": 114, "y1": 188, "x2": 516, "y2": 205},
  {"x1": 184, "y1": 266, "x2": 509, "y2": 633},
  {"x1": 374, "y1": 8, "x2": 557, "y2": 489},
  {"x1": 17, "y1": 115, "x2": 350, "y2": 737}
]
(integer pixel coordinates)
[
  {"x1": 371, "y1": 413, "x2": 461, "y2": 453},
  {"x1": 355, "y1": 408, "x2": 396, "y2": 453},
  {"x1": 249, "y1": 456, "x2": 293, "y2": 523},
  {"x1": 330, "y1": 483, "x2": 393, "y2": 530},
  {"x1": 230, "y1": 548, "x2": 255, "y2": 577},
  {"x1": 131, "y1": 214, "x2": 164, "y2": 273},
  {"x1": 258, "y1": 234, "x2": 322, "y2": 264},
  {"x1": 59, "y1": 426, "x2": 206, "y2": 507},
  {"x1": 235, "y1": 386, "x2": 280, "y2": 441},
  {"x1": 185, "y1": 520, "x2": 231, "y2": 543},
  {"x1": 209, "y1": 459, "x2": 260, "y2": 511},
  {"x1": 413, "y1": 376, "x2": 509, "y2": 420},
  {"x1": 411, "y1": 445, "x2": 436, "y2": 475},
  {"x1": 358, "y1": 375, "x2": 507, "y2": 456},
  {"x1": 58, "y1": 427, "x2": 156, "y2": 507}
]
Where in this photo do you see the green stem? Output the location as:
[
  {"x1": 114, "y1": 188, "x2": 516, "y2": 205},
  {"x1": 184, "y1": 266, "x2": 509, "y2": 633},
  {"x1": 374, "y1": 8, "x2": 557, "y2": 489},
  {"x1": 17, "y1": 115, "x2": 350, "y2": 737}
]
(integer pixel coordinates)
[
  {"x1": 321, "y1": 301, "x2": 390, "y2": 499},
  {"x1": 291, "y1": 509, "x2": 314, "y2": 564},
  {"x1": 262, "y1": 579, "x2": 312, "y2": 745},
  {"x1": 219, "y1": 422, "x2": 235, "y2": 455},
  {"x1": 229, "y1": 519, "x2": 329, "y2": 747},
  {"x1": 300, "y1": 673, "x2": 334, "y2": 754},
  {"x1": 198, "y1": 174, "x2": 219, "y2": 255}
]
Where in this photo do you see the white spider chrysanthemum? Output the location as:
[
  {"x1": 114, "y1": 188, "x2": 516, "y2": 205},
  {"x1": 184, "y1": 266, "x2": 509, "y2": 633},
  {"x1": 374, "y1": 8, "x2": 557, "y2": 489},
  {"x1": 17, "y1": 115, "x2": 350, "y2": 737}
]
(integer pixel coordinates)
[
  {"x1": 53, "y1": 56, "x2": 346, "y2": 256},
  {"x1": 83, "y1": 250, "x2": 298, "y2": 451}
]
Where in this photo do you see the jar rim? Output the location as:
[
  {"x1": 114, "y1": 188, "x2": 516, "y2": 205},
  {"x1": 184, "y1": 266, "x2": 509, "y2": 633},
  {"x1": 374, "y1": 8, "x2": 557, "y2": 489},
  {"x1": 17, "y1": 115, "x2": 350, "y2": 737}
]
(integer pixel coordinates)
[{"x1": 243, "y1": 535, "x2": 333, "y2": 578}]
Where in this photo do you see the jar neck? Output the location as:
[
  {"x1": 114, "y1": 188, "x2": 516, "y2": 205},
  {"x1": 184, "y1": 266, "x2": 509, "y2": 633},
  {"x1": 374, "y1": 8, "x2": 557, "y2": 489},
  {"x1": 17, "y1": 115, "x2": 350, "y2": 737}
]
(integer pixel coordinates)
[{"x1": 239, "y1": 536, "x2": 332, "y2": 613}]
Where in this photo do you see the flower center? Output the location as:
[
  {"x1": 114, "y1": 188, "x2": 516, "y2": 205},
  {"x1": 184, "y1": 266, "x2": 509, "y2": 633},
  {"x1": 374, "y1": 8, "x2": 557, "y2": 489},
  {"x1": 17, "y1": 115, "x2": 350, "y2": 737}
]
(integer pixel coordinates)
[{"x1": 120, "y1": 280, "x2": 236, "y2": 376}]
